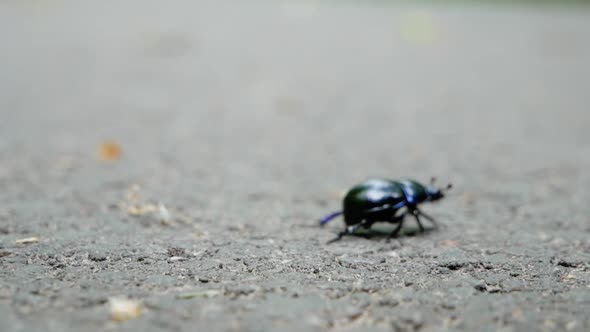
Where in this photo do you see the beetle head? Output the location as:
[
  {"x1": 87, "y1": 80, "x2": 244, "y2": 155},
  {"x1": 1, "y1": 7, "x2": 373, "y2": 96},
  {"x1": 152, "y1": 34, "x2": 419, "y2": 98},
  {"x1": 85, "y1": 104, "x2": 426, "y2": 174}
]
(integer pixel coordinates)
[{"x1": 426, "y1": 178, "x2": 452, "y2": 201}]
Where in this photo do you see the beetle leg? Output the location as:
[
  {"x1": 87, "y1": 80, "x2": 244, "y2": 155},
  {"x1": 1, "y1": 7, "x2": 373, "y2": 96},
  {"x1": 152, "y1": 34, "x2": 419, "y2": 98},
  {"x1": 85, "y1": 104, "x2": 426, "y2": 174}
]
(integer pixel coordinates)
[
  {"x1": 412, "y1": 210, "x2": 426, "y2": 232},
  {"x1": 327, "y1": 222, "x2": 364, "y2": 244},
  {"x1": 416, "y1": 209, "x2": 439, "y2": 228},
  {"x1": 319, "y1": 211, "x2": 343, "y2": 226},
  {"x1": 388, "y1": 218, "x2": 405, "y2": 238}
]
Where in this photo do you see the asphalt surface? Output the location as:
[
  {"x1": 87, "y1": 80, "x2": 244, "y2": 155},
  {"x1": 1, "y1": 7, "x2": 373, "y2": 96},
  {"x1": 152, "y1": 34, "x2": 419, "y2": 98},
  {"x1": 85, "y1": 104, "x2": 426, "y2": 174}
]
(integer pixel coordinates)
[{"x1": 1, "y1": 1, "x2": 590, "y2": 331}]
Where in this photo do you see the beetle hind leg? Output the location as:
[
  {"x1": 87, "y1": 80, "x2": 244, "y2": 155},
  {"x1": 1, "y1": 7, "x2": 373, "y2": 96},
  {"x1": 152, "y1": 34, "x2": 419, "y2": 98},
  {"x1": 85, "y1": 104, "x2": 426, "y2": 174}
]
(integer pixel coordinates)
[
  {"x1": 387, "y1": 212, "x2": 406, "y2": 238},
  {"x1": 388, "y1": 219, "x2": 404, "y2": 238}
]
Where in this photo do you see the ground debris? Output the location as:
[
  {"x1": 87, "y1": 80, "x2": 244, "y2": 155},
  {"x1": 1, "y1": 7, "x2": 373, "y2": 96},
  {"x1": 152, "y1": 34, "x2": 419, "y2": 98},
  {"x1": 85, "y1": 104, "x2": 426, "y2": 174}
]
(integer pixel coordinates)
[
  {"x1": 122, "y1": 185, "x2": 157, "y2": 216},
  {"x1": 176, "y1": 289, "x2": 222, "y2": 299},
  {"x1": 439, "y1": 239, "x2": 460, "y2": 249},
  {"x1": 167, "y1": 247, "x2": 186, "y2": 257},
  {"x1": 55, "y1": 155, "x2": 76, "y2": 172},
  {"x1": 391, "y1": 311, "x2": 424, "y2": 332},
  {"x1": 158, "y1": 203, "x2": 171, "y2": 223},
  {"x1": 119, "y1": 185, "x2": 177, "y2": 224},
  {"x1": 553, "y1": 255, "x2": 589, "y2": 268}
]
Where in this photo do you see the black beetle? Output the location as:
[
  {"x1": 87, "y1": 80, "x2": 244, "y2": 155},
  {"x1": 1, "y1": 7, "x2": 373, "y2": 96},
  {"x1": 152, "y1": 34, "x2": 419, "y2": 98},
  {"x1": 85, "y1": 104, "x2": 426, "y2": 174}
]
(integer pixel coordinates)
[{"x1": 320, "y1": 178, "x2": 451, "y2": 243}]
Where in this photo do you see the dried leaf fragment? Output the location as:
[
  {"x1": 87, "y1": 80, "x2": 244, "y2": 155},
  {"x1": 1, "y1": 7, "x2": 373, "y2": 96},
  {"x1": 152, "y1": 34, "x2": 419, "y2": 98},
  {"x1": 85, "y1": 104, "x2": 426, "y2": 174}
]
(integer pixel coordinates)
[
  {"x1": 109, "y1": 297, "x2": 142, "y2": 322},
  {"x1": 98, "y1": 141, "x2": 122, "y2": 161},
  {"x1": 400, "y1": 11, "x2": 438, "y2": 44},
  {"x1": 439, "y1": 239, "x2": 459, "y2": 248},
  {"x1": 121, "y1": 185, "x2": 156, "y2": 216},
  {"x1": 126, "y1": 204, "x2": 157, "y2": 216},
  {"x1": 562, "y1": 272, "x2": 577, "y2": 281},
  {"x1": 16, "y1": 237, "x2": 39, "y2": 245}
]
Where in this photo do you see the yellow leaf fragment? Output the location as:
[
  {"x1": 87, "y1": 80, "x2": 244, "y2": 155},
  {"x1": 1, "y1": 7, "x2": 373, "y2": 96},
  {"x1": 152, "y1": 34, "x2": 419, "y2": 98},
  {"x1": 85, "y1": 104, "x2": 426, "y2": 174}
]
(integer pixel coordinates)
[
  {"x1": 98, "y1": 141, "x2": 122, "y2": 161},
  {"x1": 16, "y1": 237, "x2": 40, "y2": 245},
  {"x1": 400, "y1": 11, "x2": 437, "y2": 44},
  {"x1": 109, "y1": 298, "x2": 142, "y2": 322}
]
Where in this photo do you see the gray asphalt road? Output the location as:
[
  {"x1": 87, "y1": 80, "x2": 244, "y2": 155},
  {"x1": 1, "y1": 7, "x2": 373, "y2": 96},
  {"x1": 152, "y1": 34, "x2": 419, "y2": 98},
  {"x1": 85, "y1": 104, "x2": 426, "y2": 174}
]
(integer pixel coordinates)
[{"x1": 1, "y1": 1, "x2": 590, "y2": 331}]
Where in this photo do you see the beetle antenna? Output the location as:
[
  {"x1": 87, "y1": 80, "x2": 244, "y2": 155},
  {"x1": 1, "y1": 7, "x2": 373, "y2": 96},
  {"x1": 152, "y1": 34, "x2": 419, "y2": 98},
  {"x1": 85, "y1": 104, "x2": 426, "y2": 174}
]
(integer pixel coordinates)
[
  {"x1": 319, "y1": 211, "x2": 343, "y2": 226},
  {"x1": 444, "y1": 183, "x2": 453, "y2": 191},
  {"x1": 430, "y1": 177, "x2": 436, "y2": 185}
]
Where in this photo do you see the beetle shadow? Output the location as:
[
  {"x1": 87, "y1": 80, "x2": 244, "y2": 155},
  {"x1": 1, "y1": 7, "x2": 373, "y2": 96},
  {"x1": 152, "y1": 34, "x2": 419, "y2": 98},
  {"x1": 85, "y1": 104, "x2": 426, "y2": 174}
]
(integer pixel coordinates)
[{"x1": 351, "y1": 224, "x2": 437, "y2": 240}]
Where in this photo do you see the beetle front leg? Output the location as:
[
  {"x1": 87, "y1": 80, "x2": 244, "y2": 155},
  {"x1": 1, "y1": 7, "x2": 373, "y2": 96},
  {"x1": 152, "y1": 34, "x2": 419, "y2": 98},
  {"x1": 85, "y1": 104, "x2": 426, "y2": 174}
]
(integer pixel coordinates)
[
  {"x1": 411, "y1": 210, "x2": 426, "y2": 232},
  {"x1": 327, "y1": 222, "x2": 364, "y2": 244},
  {"x1": 319, "y1": 211, "x2": 343, "y2": 226},
  {"x1": 416, "y1": 209, "x2": 439, "y2": 228}
]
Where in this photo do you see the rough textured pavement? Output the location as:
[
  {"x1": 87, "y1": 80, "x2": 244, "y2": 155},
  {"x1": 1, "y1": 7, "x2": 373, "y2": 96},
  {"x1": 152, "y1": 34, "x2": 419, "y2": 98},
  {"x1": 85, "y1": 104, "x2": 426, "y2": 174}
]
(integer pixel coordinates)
[{"x1": 1, "y1": 1, "x2": 590, "y2": 331}]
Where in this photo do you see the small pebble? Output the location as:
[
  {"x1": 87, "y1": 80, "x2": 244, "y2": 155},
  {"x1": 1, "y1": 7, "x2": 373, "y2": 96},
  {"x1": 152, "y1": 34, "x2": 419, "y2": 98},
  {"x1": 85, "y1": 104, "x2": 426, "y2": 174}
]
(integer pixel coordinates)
[
  {"x1": 167, "y1": 247, "x2": 186, "y2": 257},
  {"x1": 474, "y1": 283, "x2": 487, "y2": 292},
  {"x1": 89, "y1": 253, "x2": 107, "y2": 262},
  {"x1": 377, "y1": 298, "x2": 399, "y2": 307}
]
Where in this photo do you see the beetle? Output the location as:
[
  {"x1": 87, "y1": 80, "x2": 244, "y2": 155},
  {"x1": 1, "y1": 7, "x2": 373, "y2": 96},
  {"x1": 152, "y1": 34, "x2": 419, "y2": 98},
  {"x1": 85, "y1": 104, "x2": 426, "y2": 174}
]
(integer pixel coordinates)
[{"x1": 319, "y1": 178, "x2": 451, "y2": 243}]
